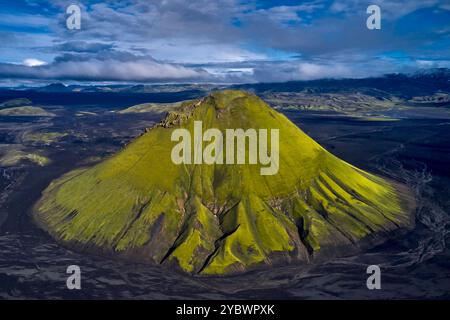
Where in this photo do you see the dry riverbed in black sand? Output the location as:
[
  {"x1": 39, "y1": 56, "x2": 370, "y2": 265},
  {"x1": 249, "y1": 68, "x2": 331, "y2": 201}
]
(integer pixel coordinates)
[{"x1": 0, "y1": 100, "x2": 449, "y2": 299}]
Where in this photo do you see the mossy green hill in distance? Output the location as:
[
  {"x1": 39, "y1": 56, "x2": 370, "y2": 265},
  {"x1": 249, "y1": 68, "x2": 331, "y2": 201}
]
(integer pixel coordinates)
[
  {"x1": 34, "y1": 90, "x2": 415, "y2": 275},
  {"x1": 117, "y1": 102, "x2": 184, "y2": 114},
  {"x1": 0, "y1": 98, "x2": 33, "y2": 109},
  {"x1": 0, "y1": 106, "x2": 55, "y2": 117}
]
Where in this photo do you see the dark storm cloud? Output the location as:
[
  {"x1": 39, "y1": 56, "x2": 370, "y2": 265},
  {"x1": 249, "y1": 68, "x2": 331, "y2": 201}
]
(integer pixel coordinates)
[
  {"x1": 46, "y1": 0, "x2": 448, "y2": 57},
  {"x1": 0, "y1": 0, "x2": 449, "y2": 83}
]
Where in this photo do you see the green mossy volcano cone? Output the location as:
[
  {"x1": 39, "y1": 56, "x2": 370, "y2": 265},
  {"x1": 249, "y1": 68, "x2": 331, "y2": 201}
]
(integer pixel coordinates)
[{"x1": 34, "y1": 90, "x2": 414, "y2": 275}]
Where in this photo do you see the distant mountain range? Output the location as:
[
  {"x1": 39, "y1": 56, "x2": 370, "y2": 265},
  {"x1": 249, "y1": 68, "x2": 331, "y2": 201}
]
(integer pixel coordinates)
[
  {"x1": 3, "y1": 68, "x2": 449, "y2": 99},
  {"x1": 25, "y1": 82, "x2": 224, "y2": 95},
  {"x1": 235, "y1": 68, "x2": 450, "y2": 98},
  {"x1": 1, "y1": 68, "x2": 449, "y2": 114}
]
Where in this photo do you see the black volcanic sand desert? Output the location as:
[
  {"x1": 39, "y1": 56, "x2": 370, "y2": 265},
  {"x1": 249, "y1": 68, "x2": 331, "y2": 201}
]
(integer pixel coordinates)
[{"x1": 0, "y1": 98, "x2": 449, "y2": 298}]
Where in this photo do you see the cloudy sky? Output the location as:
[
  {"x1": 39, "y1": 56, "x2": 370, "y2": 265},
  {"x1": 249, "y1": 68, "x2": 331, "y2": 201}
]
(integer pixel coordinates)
[{"x1": 0, "y1": 0, "x2": 449, "y2": 85}]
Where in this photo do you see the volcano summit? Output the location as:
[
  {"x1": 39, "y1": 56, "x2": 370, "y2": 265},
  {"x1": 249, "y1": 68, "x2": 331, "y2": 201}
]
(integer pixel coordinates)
[{"x1": 33, "y1": 90, "x2": 415, "y2": 275}]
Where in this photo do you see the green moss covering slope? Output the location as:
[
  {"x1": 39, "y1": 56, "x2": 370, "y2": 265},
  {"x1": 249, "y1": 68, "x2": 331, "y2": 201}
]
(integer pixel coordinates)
[
  {"x1": 22, "y1": 132, "x2": 68, "y2": 145},
  {"x1": 33, "y1": 90, "x2": 414, "y2": 275},
  {"x1": 1, "y1": 150, "x2": 50, "y2": 167},
  {"x1": 0, "y1": 106, "x2": 55, "y2": 117},
  {"x1": 117, "y1": 102, "x2": 184, "y2": 114}
]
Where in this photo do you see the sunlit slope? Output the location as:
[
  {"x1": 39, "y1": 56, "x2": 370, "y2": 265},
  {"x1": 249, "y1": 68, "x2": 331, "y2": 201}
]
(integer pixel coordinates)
[{"x1": 34, "y1": 90, "x2": 414, "y2": 275}]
